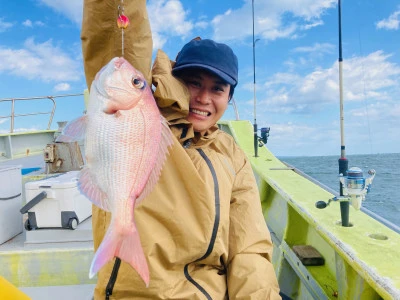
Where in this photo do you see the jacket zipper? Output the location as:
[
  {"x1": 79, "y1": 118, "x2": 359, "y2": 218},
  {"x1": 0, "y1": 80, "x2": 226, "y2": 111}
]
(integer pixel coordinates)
[
  {"x1": 103, "y1": 149, "x2": 221, "y2": 299},
  {"x1": 105, "y1": 257, "x2": 121, "y2": 300},
  {"x1": 184, "y1": 149, "x2": 221, "y2": 300}
]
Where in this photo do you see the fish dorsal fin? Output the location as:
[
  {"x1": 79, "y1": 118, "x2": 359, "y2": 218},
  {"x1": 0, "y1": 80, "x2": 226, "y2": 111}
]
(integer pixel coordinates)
[
  {"x1": 136, "y1": 116, "x2": 174, "y2": 205},
  {"x1": 56, "y1": 115, "x2": 88, "y2": 142},
  {"x1": 78, "y1": 167, "x2": 112, "y2": 212}
]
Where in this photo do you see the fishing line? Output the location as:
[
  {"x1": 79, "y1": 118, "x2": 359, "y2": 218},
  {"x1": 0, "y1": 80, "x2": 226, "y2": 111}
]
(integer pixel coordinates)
[
  {"x1": 117, "y1": 0, "x2": 130, "y2": 57},
  {"x1": 358, "y1": 25, "x2": 373, "y2": 154}
]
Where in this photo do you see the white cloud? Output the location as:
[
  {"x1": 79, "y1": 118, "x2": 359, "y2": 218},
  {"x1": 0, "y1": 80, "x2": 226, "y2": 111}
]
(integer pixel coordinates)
[
  {"x1": 281, "y1": 43, "x2": 335, "y2": 70},
  {"x1": 258, "y1": 51, "x2": 400, "y2": 114},
  {"x1": 376, "y1": 9, "x2": 400, "y2": 30},
  {"x1": 265, "y1": 121, "x2": 339, "y2": 156},
  {"x1": 195, "y1": 21, "x2": 208, "y2": 30},
  {"x1": 0, "y1": 18, "x2": 13, "y2": 32},
  {"x1": 293, "y1": 43, "x2": 335, "y2": 54},
  {"x1": 272, "y1": 0, "x2": 337, "y2": 20},
  {"x1": 148, "y1": 0, "x2": 194, "y2": 49},
  {"x1": 255, "y1": 99, "x2": 400, "y2": 156},
  {"x1": 0, "y1": 38, "x2": 81, "y2": 82},
  {"x1": 211, "y1": 0, "x2": 336, "y2": 42},
  {"x1": 301, "y1": 20, "x2": 324, "y2": 30},
  {"x1": 35, "y1": 0, "x2": 336, "y2": 48},
  {"x1": 36, "y1": 0, "x2": 195, "y2": 49},
  {"x1": 54, "y1": 83, "x2": 71, "y2": 91},
  {"x1": 35, "y1": 0, "x2": 336, "y2": 44},
  {"x1": 23, "y1": 20, "x2": 33, "y2": 27},
  {"x1": 23, "y1": 20, "x2": 45, "y2": 28},
  {"x1": 22, "y1": 19, "x2": 45, "y2": 28},
  {"x1": 34, "y1": 0, "x2": 336, "y2": 48},
  {"x1": 259, "y1": 22, "x2": 298, "y2": 41},
  {"x1": 151, "y1": 32, "x2": 167, "y2": 52},
  {"x1": 265, "y1": 73, "x2": 302, "y2": 87},
  {"x1": 38, "y1": 0, "x2": 83, "y2": 25}
]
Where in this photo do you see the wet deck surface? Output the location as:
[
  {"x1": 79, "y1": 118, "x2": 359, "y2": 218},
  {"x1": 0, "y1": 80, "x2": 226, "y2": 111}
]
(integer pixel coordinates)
[{"x1": 20, "y1": 284, "x2": 95, "y2": 300}]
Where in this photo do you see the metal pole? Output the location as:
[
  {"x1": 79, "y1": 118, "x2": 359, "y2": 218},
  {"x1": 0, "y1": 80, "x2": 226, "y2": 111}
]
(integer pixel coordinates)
[
  {"x1": 338, "y1": 0, "x2": 349, "y2": 226},
  {"x1": 252, "y1": 0, "x2": 258, "y2": 157},
  {"x1": 11, "y1": 99, "x2": 15, "y2": 133},
  {"x1": 47, "y1": 97, "x2": 57, "y2": 130}
]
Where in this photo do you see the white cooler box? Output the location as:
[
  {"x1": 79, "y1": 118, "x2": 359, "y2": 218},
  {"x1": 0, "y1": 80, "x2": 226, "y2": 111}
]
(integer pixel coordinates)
[
  {"x1": 0, "y1": 165, "x2": 22, "y2": 244},
  {"x1": 22, "y1": 171, "x2": 92, "y2": 230}
]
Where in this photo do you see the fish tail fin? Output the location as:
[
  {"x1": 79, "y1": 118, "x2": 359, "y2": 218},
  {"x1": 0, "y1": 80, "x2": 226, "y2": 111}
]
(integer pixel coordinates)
[
  {"x1": 89, "y1": 227, "x2": 117, "y2": 279},
  {"x1": 89, "y1": 223, "x2": 149, "y2": 287},
  {"x1": 116, "y1": 225, "x2": 150, "y2": 287}
]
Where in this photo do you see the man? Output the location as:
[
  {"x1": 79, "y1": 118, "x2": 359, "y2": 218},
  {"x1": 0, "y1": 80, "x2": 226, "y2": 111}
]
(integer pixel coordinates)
[{"x1": 82, "y1": 1, "x2": 281, "y2": 299}]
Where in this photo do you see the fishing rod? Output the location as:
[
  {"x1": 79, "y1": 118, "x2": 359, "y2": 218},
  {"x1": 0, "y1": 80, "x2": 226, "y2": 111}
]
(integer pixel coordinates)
[
  {"x1": 252, "y1": 0, "x2": 258, "y2": 157},
  {"x1": 316, "y1": 0, "x2": 376, "y2": 225},
  {"x1": 337, "y1": 0, "x2": 350, "y2": 226},
  {"x1": 251, "y1": 1, "x2": 270, "y2": 155}
]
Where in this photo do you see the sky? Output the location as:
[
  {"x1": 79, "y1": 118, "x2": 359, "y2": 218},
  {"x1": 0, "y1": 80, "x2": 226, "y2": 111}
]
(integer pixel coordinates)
[{"x1": 0, "y1": 0, "x2": 399, "y2": 157}]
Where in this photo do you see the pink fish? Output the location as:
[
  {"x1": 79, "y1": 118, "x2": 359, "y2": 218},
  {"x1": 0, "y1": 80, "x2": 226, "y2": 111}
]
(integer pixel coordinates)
[{"x1": 57, "y1": 57, "x2": 173, "y2": 286}]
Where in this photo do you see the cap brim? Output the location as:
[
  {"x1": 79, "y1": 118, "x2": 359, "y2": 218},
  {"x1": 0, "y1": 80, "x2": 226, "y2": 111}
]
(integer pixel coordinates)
[{"x1": 172, "y1": 63, "x2": 237, "y2": 86}]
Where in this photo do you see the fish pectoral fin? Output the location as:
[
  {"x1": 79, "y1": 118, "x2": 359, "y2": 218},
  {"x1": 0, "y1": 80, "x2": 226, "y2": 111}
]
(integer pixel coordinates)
[
  {"x1": 78, "y1": 167, "x2": 112, "y2": 211},
  {"x1": 56, "y1": 115, "x2": 88, "y2": 142},
  {"x1": 89, "y1": 223, "x2": 150, "y2": 287},
  {"x1": 136, "y1": 116, "x2": 174, "y2": 205}
]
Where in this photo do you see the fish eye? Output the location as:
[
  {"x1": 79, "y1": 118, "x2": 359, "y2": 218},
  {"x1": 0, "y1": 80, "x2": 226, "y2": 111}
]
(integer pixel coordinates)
[{"x1": 132, "y1": 77, "x2": 145, "y2": 89}]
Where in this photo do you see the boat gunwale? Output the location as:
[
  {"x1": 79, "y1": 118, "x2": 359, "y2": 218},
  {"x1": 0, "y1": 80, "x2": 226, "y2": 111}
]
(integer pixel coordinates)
[{"x1": 223, "y1": 119, "x2": 400, "y2": 299}]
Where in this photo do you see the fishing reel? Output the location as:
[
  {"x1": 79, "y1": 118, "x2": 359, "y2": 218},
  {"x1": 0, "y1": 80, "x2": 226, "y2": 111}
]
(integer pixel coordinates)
[
  {"x1": 316, "y1": 167, "x2": 376, "y2": 211},
  {"x1": 339, "y1": 167, "x2": 376, "y2": 210},
  {"x1": 257, "y1": 127, "x2": 270, "y2": 147}
]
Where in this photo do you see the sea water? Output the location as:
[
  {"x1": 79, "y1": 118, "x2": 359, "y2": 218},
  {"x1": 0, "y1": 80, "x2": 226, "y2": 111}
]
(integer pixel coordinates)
[{"x1": 279, "y1": 153, "x2": 400, "y2": 227}]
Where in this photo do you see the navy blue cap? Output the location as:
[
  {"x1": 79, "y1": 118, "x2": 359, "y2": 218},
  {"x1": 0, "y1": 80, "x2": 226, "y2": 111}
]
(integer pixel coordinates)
[{"x1": 172, "y1": 39, "x2": 238, "y2": 87}]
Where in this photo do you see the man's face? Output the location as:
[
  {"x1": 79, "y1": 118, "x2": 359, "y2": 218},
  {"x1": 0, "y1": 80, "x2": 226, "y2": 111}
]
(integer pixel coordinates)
[{"x1": 180, "y1": 70, "x2": 231, "y2": 135}]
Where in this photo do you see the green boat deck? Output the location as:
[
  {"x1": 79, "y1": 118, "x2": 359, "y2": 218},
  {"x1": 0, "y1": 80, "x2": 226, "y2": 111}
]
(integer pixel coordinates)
[
  {"x1": 220, "y1": 120, "x2": 400, "y2": 299},
  {"x1": 0, "y1": 121, "x2": 399, "y2": 299},
  {"x1": 0, "y1": 219, "x2": 95, "y2": 288}
]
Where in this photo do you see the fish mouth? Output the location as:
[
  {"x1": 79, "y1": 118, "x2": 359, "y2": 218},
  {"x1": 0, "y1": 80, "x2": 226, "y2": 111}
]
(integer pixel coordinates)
[
  {"x1": 113, "y1": 57, "x2": 127, "y2": 69},
  {"x1": 190, "y1": 108, "x2": 211, "y2": 117}
]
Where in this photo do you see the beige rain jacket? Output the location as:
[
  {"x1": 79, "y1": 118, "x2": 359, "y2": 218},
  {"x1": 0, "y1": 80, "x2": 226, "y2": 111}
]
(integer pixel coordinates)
[{"x1": 81, "y1": 1, "x2": 281, "y2": 299}]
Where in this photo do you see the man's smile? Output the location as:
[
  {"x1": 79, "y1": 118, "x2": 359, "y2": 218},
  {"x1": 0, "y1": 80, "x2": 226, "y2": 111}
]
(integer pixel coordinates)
[{"x1": 190, "y1": 108, "x2": 211, "y2": 117}]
